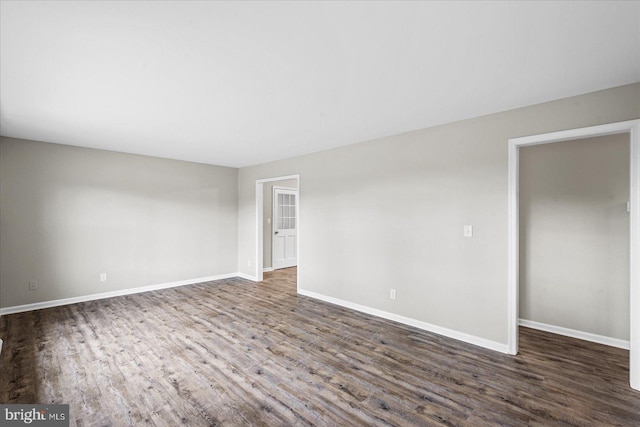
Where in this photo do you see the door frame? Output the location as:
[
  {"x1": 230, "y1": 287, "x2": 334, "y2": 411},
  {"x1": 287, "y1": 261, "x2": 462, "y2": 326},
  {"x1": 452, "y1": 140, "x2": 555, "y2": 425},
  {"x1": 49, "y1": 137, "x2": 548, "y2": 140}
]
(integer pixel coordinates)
[
  {"x1": 507, "y1": 119, "x2": 640, "y2": 390},
  {"x1": 272, "y1": 186, "x2": 299, "y2": 270},
  {"x1": 255, "y1": 174, "x2": 300, "y2": 286}
]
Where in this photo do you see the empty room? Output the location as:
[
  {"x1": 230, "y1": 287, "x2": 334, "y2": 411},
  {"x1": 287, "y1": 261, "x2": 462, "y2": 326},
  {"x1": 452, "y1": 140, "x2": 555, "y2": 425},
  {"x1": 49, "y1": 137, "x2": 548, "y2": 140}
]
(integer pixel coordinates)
[{"x1": 1, "y1": 1, "x2": 639, "y2": 426}]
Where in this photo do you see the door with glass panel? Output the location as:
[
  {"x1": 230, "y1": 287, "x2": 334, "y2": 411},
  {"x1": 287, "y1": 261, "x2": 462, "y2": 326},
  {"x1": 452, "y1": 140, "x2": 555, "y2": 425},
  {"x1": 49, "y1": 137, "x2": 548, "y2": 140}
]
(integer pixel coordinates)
[{"x1": 272, "y1": 188, "x2": 298, "y2": 269}]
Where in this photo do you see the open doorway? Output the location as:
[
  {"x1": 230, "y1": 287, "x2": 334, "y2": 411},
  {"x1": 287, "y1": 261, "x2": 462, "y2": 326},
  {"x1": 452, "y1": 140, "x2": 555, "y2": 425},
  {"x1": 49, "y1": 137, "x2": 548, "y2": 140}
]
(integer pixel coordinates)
[
  {"x1": 507, "y1": 120, "x2": 640, "y2": 390},
  {"x1": 264, "y1": 181, "x2": 298, "y2": 271},
  {"x1": 519, "y1": 134, "x2": 629, "y2": 347},
  {"x1": 255, "y1": 175, "x2": 300, "y2": 287}
]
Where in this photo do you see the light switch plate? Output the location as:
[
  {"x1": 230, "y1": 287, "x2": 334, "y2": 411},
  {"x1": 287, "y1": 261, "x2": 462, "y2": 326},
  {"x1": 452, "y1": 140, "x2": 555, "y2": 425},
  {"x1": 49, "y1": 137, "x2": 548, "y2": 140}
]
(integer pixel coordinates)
[{"x1": 464, "y1": 225, "x2": 473, "y2": 238}]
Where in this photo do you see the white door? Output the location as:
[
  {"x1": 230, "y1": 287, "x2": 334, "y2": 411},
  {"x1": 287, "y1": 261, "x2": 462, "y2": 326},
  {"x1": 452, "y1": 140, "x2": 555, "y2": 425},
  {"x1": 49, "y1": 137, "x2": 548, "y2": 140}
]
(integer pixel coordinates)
[{"x1": 272, "y1": 188, "x2": 298, "y2": 269}]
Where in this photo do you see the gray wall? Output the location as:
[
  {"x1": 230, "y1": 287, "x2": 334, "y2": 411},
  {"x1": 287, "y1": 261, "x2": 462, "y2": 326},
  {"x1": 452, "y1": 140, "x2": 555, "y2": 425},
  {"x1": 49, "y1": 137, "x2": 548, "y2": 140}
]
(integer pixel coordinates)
[
  {"x1": 519, "y1": 134, "x2": 630, "y2": 340},
  {"x1": 263, "y1": 179, "x2": 298, "y2": 269},
  {"x1": 237, "y1": 83, "x2": 640, "y2": 346},
  {"x1": 0, "y1": 138, "x2": 238, "y2": 308},
  {"x1": 1, "y1": 83, "x2": 637, "y2": 347}
]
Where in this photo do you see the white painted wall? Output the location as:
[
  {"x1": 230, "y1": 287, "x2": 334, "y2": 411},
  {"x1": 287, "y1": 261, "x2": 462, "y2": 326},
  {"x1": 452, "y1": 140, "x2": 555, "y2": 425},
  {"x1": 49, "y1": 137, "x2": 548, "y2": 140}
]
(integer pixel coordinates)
[
  {"x1": 0, "y1": 138, "x2": 238, "y2": 309},
  {"x1": 237, "y1": 83, "x2": 640, "y2": 347},
  {"x1": 263, "y1": 179, "x2": 298, "y2": 269},
  {"x1": 519, "y1": 134, "x2": 630, "y2": 340}
]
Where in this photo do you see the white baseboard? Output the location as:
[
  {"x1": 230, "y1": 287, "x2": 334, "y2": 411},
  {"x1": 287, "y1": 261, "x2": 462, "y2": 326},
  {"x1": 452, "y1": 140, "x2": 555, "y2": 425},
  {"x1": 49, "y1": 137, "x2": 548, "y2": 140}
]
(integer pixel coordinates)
[
  {"x1": 263, "y1": 267, "x2": 274, "y2": 273},
  {"x1": 297, "y1": 289, "x2": 509, "y2": 354},
  {"x1": 0, "y1": 338, "x2": 3, "y2": 356},
  {"x1": 519, "y1": 319, "x2": 630, "y2": 350},
  {"x1": 0, "y1": 272, "x2": 240, "y2": 315},
  {"x1": 236, "y1": 273, "x2": 259, "y2": 282}
]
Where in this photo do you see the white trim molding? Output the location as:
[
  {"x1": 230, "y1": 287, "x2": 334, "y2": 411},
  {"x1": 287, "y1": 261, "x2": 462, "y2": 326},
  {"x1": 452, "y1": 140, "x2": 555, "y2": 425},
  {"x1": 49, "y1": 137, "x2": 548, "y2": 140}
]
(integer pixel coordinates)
[
  {"x1": 0, "y1": 272, "x2": 240, "y2": 315},
  {"x1": 508, "y1": 119, "x2": 640, "y2": 391},
  {"x1": 298, "y1": 289, "x2": 509, "y2": 354},
  {"x1": 236, "y1": 273, "x2": 259, "y2": 282},
  {"x1": 519, "y1": 319, "x2": 630, "y2": 350}
]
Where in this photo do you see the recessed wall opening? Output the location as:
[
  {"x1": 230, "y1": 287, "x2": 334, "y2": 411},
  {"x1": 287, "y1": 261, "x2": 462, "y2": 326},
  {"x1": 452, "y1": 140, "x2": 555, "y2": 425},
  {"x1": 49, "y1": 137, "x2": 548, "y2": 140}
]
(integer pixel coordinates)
[
  {"x1": 508, "y1": 120, "x2": 640, "y2": 391},
  {"x1": 263, "y1": 180, "x2": 298, "y2": 272},
  {"x1": 255, "y1": 174, "x2": 300, "y2": 288},
  {"x1": 519, "y1": 134, "x2": 630, "y2": 347}
]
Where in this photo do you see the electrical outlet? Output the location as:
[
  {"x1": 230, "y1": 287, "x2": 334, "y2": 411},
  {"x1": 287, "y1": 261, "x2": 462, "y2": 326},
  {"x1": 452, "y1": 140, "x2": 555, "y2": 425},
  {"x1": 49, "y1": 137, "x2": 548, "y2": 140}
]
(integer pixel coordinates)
[
  {"x1": 100, "y1": 273, "x2": 107, "y2": 282},
  {"x1": 29, "y1": 281, "x2": 37, "y2": 290},
  {"x1": 390, "y1": 289, "x2": 396, "y2": 300}
]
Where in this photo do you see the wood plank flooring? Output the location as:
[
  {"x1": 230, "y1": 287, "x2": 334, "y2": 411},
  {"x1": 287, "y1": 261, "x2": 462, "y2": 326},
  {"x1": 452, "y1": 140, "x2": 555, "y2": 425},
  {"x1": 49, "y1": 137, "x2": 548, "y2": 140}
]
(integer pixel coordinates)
[{"x1": 1, "y1": 267, "x2": 639, "y2": 426}]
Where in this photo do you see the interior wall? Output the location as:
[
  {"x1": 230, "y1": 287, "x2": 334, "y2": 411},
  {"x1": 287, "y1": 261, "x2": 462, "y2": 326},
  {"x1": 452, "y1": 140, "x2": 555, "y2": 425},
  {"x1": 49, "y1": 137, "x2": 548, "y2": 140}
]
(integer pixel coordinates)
[
  {"x1": 0, "y1": 137, "x2": 238, "y2": 309},
  {"x1": 263, "y1": 179, "x2": 298, "y2": 269},
  {"x1": 237, "y1": 83, "x2": 640, "y2": 347},
  {"x1": 519, "y1": 134, "x2": 630, "y2": 340}
]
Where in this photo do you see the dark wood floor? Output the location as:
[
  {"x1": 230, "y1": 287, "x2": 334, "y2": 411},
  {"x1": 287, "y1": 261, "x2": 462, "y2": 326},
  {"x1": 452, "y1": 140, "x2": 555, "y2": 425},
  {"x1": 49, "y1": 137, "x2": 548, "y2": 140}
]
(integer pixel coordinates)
[{"x1": 1, "y1": 268, "x2": 639, "y2": 426}]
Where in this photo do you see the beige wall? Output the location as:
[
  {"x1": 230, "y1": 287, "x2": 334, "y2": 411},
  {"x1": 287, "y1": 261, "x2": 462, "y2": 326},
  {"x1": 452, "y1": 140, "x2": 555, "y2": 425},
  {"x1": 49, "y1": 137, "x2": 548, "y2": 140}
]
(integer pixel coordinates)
[
  {"x1": 0, "y1": 138, "x2": 238, "y2": 308},
  {"x1": 237, "y1": 83, "x2": 640, "y2": 346},
  {"x1": 263, "y1": 179, "x2": 298, "y2": 269},
  {"x1": 519, "y1": 134, "x2": 630, "y2": 340}
]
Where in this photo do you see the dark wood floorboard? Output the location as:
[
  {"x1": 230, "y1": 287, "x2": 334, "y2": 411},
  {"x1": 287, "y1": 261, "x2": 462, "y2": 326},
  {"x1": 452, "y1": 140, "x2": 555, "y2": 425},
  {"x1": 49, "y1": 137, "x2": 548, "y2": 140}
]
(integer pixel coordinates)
[{"x1": 1, "y1": 267, "x2": 639, "y2": 426}]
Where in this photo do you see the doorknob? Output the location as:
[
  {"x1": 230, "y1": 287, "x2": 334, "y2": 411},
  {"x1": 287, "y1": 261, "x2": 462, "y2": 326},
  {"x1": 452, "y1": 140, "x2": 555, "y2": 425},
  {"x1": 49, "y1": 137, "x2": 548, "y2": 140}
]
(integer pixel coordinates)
[{"x1": 275, "y1": 231, "x2": 279, "y2": 234}]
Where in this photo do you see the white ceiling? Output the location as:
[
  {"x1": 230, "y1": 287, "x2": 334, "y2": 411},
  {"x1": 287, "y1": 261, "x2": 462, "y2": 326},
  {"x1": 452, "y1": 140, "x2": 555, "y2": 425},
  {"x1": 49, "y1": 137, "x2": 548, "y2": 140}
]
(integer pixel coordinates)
[{"x1": 1, "y1": 1, "x2": 639, "y2": 168}]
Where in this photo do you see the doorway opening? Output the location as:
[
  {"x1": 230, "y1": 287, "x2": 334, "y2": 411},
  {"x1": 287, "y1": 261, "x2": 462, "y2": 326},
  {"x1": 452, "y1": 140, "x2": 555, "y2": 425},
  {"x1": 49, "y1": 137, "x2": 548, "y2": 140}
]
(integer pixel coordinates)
[
  {"x1": 255, "y1": 174, "x2": 300, "y2": 289},
  {"x1": 507, "y1": 120, "x2": 640, "y2": 390}
]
